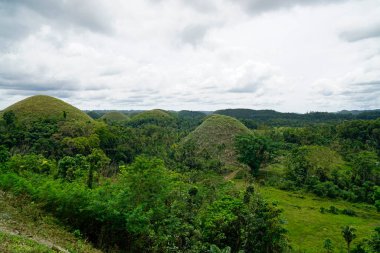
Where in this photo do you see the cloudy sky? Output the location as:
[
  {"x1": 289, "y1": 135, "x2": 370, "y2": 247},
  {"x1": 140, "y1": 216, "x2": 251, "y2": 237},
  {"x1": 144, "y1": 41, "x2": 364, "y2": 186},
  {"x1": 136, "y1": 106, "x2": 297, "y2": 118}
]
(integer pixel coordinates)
[{"x1": 0, "y1": 0, "x2": 379, "y2": 112}]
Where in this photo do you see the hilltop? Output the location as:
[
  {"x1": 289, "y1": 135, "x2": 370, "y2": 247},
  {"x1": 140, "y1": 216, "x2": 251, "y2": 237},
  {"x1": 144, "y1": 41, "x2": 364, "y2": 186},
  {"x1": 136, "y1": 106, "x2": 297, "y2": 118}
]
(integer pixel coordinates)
[
  {"x1": 100, "y1": 111, "x2": 129, "y2": 122},
  {"x1": 1, "y1": 95, "x2": 92, "y2": 123},
  {"x1": 129, "y1": 109, "x2": 176, "y2": 127},
  {"x1": 182, "y1": 114, "x2": 251, "y2": 168}
]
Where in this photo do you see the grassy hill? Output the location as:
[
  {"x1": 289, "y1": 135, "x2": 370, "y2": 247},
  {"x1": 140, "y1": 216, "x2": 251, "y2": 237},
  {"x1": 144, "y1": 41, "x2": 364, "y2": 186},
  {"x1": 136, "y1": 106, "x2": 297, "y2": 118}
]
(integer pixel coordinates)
[
  {"x1": 183, "y1": 114, "x2": 251, "y2": 168},
  {"x1": 0, "y1": 95, "x2": 93, "y2": 123},
  {"x1": 129, "y1": 109, "x2": 175, "y2": 127},
  {"x1": 100, "y1": 111, "x2": 129, "y2": 122}
]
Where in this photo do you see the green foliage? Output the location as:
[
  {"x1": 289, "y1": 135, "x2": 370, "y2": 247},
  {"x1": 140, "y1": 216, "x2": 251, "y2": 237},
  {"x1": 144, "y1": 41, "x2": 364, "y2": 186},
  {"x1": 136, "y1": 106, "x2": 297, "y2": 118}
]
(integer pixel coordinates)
[
  {"x1": 58, "y1": 154, "x2": 89, "y2": 182},
  {"x1": 235, "y1": 133, "x2": 271, "y2": 176},
  {"x1": 7, "y1": 154, "x2": 56, "y2": 175},
  {"x1": 368, "y1": 227, "x2": 380, "y2": 252},
  {"x1": 351, "y1": 151, "x2": 379, "y2": 184},
  {"x1": 0, "y1": 145, "x2": 10, "y2": 162},
  {"x1": 342, "y1": 226, "x2": 357, "y2": 253},
  {"x1": 3, "y1": 110, "x2": 16, "y2": 125},
  {"x1": 323, "y1": 238, "x2": 334, "y2": 253},
  {"x1": 286, "y1": 145, "x2": 343, "y2": 185}
]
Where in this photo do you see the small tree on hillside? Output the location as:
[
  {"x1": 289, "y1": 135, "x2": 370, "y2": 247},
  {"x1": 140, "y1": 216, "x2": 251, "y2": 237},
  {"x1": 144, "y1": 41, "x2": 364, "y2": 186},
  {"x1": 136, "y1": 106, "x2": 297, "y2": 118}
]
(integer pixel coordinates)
[
  {"x1": 342, "y1": 226, "x2": 356, "y2": 253},
  {"x1": 235, "y1": 133, "x2": 270, "y2": 176},
  {"x1": 3, "y1": 111, "x2": 16, "y2": 126}
]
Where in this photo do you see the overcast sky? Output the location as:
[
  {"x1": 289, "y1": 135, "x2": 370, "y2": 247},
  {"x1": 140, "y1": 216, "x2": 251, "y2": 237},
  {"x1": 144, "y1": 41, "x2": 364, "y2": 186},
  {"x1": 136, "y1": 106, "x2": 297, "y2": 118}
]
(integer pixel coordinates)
[{"x1": 0, "y1": 0, "x2": 379, "y2": 112}]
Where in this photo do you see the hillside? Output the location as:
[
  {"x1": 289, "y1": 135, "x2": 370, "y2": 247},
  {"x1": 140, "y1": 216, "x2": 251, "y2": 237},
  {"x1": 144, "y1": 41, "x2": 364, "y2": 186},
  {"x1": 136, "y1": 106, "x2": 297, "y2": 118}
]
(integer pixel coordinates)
[
  {"x1": 0, "y1": 95, "x2": 92, "y2": 123},
  {"x1": 183, "y1": 114, "x2": 251, "y2": 168},
  {"x1": 100, "y1": 111, "x2": 129, "y2": 122},
  {"x1": 0, "y1": 190, "x2": 100, "y2": 253}
]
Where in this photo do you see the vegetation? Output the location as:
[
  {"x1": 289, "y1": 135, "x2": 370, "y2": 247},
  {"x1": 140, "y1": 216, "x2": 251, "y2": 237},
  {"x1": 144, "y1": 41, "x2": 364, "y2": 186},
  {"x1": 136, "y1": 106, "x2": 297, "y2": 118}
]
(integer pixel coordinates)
[
  {"x1": 0, "y1": 95, "x2": 379, "y2": 252},
  {"x1": 215, "y1": 108, "x2": 380, "y2": 127}
]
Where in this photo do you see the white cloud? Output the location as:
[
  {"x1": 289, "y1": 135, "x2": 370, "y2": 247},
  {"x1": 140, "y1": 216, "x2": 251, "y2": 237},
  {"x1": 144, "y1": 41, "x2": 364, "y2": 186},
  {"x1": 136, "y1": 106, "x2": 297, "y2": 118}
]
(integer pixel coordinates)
[{"x1": 0, "y1": 0, "x2": 379, "y2": 112}]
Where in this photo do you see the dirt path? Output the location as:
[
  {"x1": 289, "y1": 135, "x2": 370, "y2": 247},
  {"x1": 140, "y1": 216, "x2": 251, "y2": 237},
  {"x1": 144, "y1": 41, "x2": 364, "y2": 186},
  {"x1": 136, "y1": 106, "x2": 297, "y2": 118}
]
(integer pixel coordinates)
[{"x1": 224, "y1": 168, "x2": 242, "y2": 180}]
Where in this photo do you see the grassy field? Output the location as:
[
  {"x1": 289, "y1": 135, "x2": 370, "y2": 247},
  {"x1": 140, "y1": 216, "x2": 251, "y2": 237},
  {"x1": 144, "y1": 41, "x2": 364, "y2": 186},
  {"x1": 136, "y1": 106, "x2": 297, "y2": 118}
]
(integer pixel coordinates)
[{"x1": 257, "y1": 186, "x2": 380, "y2": 252}]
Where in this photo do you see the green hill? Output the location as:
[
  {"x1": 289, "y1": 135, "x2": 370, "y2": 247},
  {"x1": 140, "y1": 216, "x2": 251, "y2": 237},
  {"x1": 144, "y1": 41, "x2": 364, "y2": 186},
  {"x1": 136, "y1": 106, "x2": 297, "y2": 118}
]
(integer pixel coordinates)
[
  {"x1": 0, "y1": 95, "x2": 92, "y2": 123},
  {"x1": 129, "y1": 109, "x2": 175, "y2": 127},
  {"x1": 183, "y1": 114, "x2": 251, "y2": 167},
  {"x1": 100, "y1": 111, "x2": 129, "y2": 122}
]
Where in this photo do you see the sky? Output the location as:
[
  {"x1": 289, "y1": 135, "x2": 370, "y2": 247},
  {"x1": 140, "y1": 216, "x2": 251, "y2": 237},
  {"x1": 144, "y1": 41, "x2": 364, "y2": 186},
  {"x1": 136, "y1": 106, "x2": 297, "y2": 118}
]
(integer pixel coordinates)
[{"x1": 0, "y1": 0, "x2": 379, "y2": 112}]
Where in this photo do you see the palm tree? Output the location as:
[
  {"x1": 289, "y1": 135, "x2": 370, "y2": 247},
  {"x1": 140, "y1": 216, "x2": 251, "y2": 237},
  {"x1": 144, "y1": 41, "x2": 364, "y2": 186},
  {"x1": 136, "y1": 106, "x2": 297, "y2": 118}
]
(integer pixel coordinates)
[{"x1": 341, "y1": 226, "x2": 356, "y2": 253}]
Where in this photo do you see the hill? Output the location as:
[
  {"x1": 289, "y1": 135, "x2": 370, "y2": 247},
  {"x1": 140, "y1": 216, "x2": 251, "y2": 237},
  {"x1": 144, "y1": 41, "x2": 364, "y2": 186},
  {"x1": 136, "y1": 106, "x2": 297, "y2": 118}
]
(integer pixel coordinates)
[
  {"x1": 183, "y1": 114, "x2": 251, "y2": 168},
  {"x1": 0, "y1": 95, "x2": 92, "y2": 123},
  {"x1": 129, "y1": 109, "x2": 175, "y2": 127},
  {"x1": 215, "y1": 108, "x2": 380, "y2": 127},
  {"x1": 100, "y1": 111, "x2": 129, "y2": 122}
]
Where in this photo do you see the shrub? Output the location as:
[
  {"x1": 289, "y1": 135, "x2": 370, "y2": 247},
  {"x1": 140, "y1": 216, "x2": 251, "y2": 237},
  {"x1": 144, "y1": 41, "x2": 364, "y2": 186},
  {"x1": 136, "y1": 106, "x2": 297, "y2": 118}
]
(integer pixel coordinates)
[{"x1": 342, "y1": 209, "x2": 357, "y2": 216}]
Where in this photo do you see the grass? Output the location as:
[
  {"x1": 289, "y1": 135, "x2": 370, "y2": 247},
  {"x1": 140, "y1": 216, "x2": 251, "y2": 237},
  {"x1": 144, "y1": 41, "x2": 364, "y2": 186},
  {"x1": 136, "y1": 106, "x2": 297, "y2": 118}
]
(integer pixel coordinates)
[
  {"x1": 0, "y1": 95, "x2": 93, "y2": 123},
  {"x1": 0, "y1": 190, "x2": 100, "y2": 253},
  {"x1": 258, "y1": 186, "x2": 379, "y2": 252},
  {"x1": 183, "y1": 114, "x2": 251, "y2": 167},
  {"x1": 0, "y1": 231, "x2": 53, "y2": 253}
]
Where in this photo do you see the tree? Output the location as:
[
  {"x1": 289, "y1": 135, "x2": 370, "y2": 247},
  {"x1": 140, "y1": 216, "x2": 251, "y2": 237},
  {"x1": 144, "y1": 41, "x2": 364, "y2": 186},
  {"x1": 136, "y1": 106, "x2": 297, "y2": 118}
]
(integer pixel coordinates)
[
  {"x1": 210, "y1": 245, "x2": 232, "y2": 253},
  {"x1": 0, "y1": 145, "x2": 10, "y2": 163},
  {"x1": 368, "y1": 227, "x2": 380, "y2": 253},
  {"x1": 3, "y1": 111, "x2": 16, "y2": 126},
  {"x1": 323, "y1": 238, "x2": 334, "y2": 253},
  {"x1": 352, "y1": 151, "x2": 379, "y2": 184},
  {"x1": 235, "y1": 133, "x2": 270, "y2": 176},
  {"x1": 86, "y1": 148, "x2": 110, "y2": 188},
  {"x1": 58, "y1": 155, "x2": 89, "y2": 181},
  {"x1": 342, "y1": 226, "x2": 356, "y2": 253}
]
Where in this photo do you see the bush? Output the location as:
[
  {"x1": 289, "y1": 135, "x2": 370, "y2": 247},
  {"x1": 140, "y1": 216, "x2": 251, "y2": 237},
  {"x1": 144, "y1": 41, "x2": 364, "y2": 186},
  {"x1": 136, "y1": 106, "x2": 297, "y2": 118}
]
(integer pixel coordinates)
[
  {"x1": 312, "y1": 181, "x2": 341, "y2": 198},
  {"x1": 342, "y1": 209, "x2": 357, "y2": 216},
  {"x1": 328, "y1": 206, "x2": 339, "y2": 214}
]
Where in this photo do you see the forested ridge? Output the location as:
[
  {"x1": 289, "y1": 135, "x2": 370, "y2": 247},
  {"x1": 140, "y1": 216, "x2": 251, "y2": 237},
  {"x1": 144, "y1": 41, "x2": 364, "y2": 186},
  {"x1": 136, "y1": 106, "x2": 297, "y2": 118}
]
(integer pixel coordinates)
[{"x1": 0, "y1": 95, "x2": 379, "y2": 253}]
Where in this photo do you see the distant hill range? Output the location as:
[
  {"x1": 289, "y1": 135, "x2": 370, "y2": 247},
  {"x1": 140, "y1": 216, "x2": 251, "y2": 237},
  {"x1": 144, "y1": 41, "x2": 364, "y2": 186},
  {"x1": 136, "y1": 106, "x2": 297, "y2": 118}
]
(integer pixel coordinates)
[
  {"x1": 213, "y1": 108, "x2": 380, "y2": 127},
  {"x1": 84, "y1": 108, "x2": 380, "y2": 127}
]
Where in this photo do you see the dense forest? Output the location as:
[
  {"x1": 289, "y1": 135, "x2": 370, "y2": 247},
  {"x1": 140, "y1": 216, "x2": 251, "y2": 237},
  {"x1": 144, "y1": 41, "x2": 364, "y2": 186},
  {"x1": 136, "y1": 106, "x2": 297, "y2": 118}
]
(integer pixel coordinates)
[{"x1": 0, "y1": 95, "x2": 379, "y2": 253}]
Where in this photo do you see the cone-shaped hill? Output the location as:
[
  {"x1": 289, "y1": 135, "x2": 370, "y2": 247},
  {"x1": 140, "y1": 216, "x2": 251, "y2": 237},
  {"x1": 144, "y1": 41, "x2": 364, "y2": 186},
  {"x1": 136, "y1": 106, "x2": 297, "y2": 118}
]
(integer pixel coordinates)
[
  {"x1": 1, "y1": 95, "x2": 92, "y2": 123},
  {"x1": 182, "y1": 114, "x2": 251, "y2": 167},
  {"x1": 129, "y1": 109, "x2": 176, "y2": 127},
  {"x1": 100, "y1": 111, "x2": 129, "y2": 122}
]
